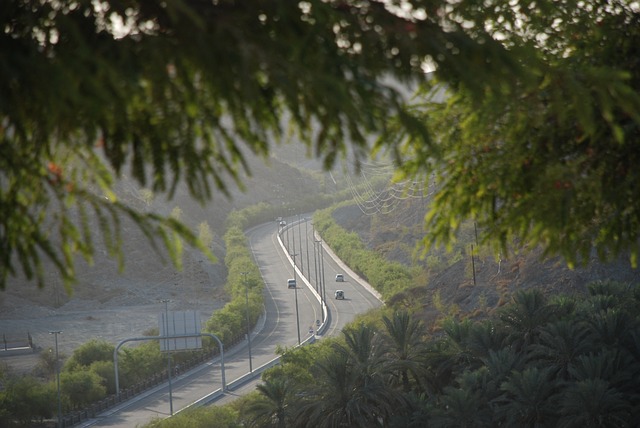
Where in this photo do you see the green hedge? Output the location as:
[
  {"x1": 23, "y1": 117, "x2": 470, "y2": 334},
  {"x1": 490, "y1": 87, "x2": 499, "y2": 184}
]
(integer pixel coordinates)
[
  {"x1": 204, "y1": 225, "x2": 264, "y2": 344},
  {"x1": 313, "y1": 204, "x2": 414, "y2": 300}
]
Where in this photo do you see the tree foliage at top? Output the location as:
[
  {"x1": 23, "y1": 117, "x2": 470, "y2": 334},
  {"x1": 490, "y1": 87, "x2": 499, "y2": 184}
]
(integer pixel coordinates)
[
  {"x1": 1, "y1": 0, "x2": 520, "y2": 289},
  {"x1": 1, "y1": 0, "x2": 638, "y2": 289},
  {"x1": 393, "y1": 0, "x2": 640, "y2": 267}
]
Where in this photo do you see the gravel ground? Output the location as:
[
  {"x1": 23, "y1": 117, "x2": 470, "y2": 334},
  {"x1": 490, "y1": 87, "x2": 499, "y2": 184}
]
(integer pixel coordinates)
[{"x1": 0, "y1": 243, "x2": 226, "y2": 376}]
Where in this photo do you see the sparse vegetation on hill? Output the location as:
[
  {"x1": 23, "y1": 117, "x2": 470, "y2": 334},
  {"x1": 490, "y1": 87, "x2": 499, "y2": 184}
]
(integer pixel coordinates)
[{"x1": 329, "y1": 197, "x2": 639, "y2": 326}]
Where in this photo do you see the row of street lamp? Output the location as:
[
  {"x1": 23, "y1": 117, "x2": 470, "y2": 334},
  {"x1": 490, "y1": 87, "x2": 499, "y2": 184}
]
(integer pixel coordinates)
[
  {"x1": 49, "y1": 330, "x2": 62, "y2": 428},
  {"x1": 280, "y1": 214, "x2": 327, "y2": 346}
]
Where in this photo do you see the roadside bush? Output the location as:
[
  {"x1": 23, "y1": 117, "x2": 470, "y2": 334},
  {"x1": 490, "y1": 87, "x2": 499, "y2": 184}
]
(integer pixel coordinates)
[
  {"x1": 204, "y1": 222, "x2": 264, "y2": 346},
  {"x1": 89, "y1": 360, "x2": 116, "y2": 394},
  {"x1": 36, "y1": 347, "x2": 65, "y2": 379},
  {"x1": 63, "y1": 339, "x2": 113, "y2": 372},
  {"x1": 117, "y1": 341, "x2": 165, "y2": 389},
  {"x1": 144, "y1": 404, "x2": 241, "y2": 427},
  {"x1": 0, "y1": 376, "x2": 55, "y2": 425},
  {"x1": 60, "y1": 370, "x2": 106, "y2": 410}
]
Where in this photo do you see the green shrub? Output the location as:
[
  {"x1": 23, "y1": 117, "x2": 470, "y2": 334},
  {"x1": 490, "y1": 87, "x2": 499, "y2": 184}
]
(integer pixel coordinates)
[
  {"x1": 63, "y1": 339, "x2": 114, "y2": 372},
  {"x1": 144, "y1": 405, "x2": 241, "y2": 427},
  {"x1": 204, "y1": 210, "x2": 266, "y2": 346},
  {"x1": 61, "y1": 370, "x2": 106, "y2": 410},
  {"x1": 0, "y1": 376, "x2": 56, "y2": 424},
  {"x1": 89, "y1": 360, "x2": 116, "y2": 394}
]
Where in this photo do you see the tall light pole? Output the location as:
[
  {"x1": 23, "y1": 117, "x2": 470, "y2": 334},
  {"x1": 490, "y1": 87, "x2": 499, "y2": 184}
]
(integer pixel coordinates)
[
  {"x1": 291, "y1": 253, "x2": 301, "y2": 344},
  {"x1": 297, "y1": 214, "x2": 304, "y2": 275},
  {"x1": 49, "y1": 330, "x2": 62, "y2": 428},
  {"x1": 313, "y1": 238, "x2": 324, "y2": 320},
  {"x1": 285, "y1": 220, "x2": 290, "y2": 252},
  {"x1": 304, "y1": 218, "x2": 310, "y2": 280},
  {"x1": 241, "y1": 271, "x2": 253, "y2": 372},
  {"x1": 291, "y1": 218, "x2": 296, "y2": 269},
  {"x1": 160, "y1": 299, "x2": 173, "y2": 416},
  {"x1": 312, "y1": 237, "x2": 319, "y2": 293},
  {"x1": 319, "y1": 241, "x2": 327, "y2": 305}
]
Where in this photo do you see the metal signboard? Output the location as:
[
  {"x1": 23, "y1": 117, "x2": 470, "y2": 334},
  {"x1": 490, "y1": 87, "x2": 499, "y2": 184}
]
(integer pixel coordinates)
[{"x1": 159, "y1": 310, "x2": 202, "y2": 351}]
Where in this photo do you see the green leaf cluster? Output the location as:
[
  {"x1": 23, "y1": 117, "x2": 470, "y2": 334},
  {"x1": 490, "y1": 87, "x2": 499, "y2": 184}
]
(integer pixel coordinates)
[
  {"x1": 393, "y1": 0, "x2": 640, "y2": 267},
  {"x1": 2, "y1": 0, "x2": 531, "y2": 290},
  {"x1": 0, "y1": 375, "x2": 56, "y2": 425},
  {"x1": 62, "y1": 339, "x2": 165, "y2": 396}
]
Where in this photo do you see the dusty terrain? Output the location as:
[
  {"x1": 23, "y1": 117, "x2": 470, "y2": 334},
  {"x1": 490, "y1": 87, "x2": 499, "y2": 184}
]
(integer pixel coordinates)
[
  {"x1": 0, "y1": 220, "x2": 228, "y2": 375},
  {"x1": 0, "y1": 151, "x2": 325, "y2": 375},
  {"x1": 332, "y1": 202, "x2": 640, "y2": 325}
]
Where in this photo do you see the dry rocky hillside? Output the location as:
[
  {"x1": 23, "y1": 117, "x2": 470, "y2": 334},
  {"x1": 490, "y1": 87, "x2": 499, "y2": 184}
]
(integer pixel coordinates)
[
  {"x1": 332, "y1": 201, "x2": 639, "y2": 327},
  {"x1": 0, "y1": 151, "x2": 324, "y2": 374}
]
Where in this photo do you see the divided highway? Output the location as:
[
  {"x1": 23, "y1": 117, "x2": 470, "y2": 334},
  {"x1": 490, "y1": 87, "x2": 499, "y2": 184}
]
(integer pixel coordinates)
[{"x1": 82, "y1": 218, "x2": 382, "y2": 427}]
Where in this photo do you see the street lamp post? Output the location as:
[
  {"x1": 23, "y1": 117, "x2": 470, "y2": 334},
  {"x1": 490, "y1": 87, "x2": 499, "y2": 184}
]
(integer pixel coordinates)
[
  {"x1": 312, "y1": 239, "x2": 318, "y2": 293},
  {"x1": 242, "y1": 272, "x2": 253, "y2": 372},
  {"x1": 311, "y1": 222, "x2": 318, "y2": 293},
  {"x1": 292, "y1": 218, "x2": 296, "y2": 268},
  {"x1": 49, "y1": 331, "x2": 62, "y2": 428},
  {"x1": 305, "y1": 219, "x2": 310, "y2": 282},
  {"x1": 297, "y1": 214, "x2": 304, "y2": 275},
  {"x1": 291, "y1": 253, "x2": 301, "y2": 344},
  {"x1": 49, "y1": 330, "x2": 62, "y2": 428},
  {"x1": 319, "y1": 240, "x2": 327, "y2": 304},
  {"x1": 160, "y1": 299, "x2": 173, "y2": 416},
  {"x1": 313, "y1": 238, "x2": 324, "y2": 321}
]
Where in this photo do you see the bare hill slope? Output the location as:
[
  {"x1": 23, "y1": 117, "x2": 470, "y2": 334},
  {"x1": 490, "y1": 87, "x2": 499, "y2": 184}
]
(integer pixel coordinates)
[
  {"x1": 0, "y1": 152, "x2": 323, "y2": 373},
  {"x1": 332, "y1": 201, "x2": 639, "y2": 325}
]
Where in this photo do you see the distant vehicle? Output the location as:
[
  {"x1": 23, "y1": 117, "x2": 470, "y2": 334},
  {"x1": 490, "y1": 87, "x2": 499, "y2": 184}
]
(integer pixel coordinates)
[
  {"x1": 279, "y1": 220, "x2": 286, "y2": 227},
  {"x1": 287, "y1": 279, "x2": 296, "y2": 289},
  {"x1": 335, "y1": 290, "x2": 344, "y2": 300},
  {"x1": 335, "y1": 274, "x2": 344, "y2": 282}
]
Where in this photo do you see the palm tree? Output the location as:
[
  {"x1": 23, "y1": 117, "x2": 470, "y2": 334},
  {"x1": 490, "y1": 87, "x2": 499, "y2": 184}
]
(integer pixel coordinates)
[
  {"x1": 465, "y1": 319, "x2": 509, "y2": 360},
  {"x1": 569, "y1": 349, "x2": 640, "y2": 397},
  {"x1": 295, "y1": 349, "x2": 355, "y2": 427},
  {"x1": 295, "y1": 324, "x2": 404, "y2": 427},
  {"x1": 493, "y1": 367, "x2": 559, "y2": 426},
  {"x1": 556, "y1": 379, "x2": 632, "y2": 428},
  {"x1": 419, "y1": 339, "x2": 460, "y2": 396},
  {"x1": 387, "y1": 391, "x2": 432, "y2": 428},
  {"x1": 440, "y1": 318, "x2": 483, "y2": 370},
  {"x1": 430, "y1": 383, "x2": 493, "y2": 428},
  {"x1": 482, "y1": 348, "x2": 524, "y2": 395},
  {"x1": 583, "y1": 280, "x2": 639, "y2": 317},
  {"x1": 587, "y1": 280, "x2": 630, "y2": 300},
  {"x1": 498, "y1": 289, "x2": 556, "y2": 352},
  {"x1": 418, "y1": 318, "x2": 485, "y2": 395},
  {"x1": 243, "y1": 376, "x2": 298, "y2": 428},
  {"x1": 586, "y1": 308, "x2": 633, "y2": 348},
  {"x1": 382, "y1": 310, "x2": 428, "y2": 393},
  {"x1": 527, "y1": 319, "x2": 592, "y2": 380}
]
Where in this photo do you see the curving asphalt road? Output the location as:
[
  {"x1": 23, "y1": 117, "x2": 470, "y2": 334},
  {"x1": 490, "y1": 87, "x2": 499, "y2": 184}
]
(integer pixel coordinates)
[{"x1": 80, "y1": 218, "x2": 382, "y2": 427}]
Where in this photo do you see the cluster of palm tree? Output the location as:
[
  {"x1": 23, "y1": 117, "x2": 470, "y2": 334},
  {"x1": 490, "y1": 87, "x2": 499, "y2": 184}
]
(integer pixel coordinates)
[{"x1": 239, "y1": 280, "x2": 640, "y2": 427}]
